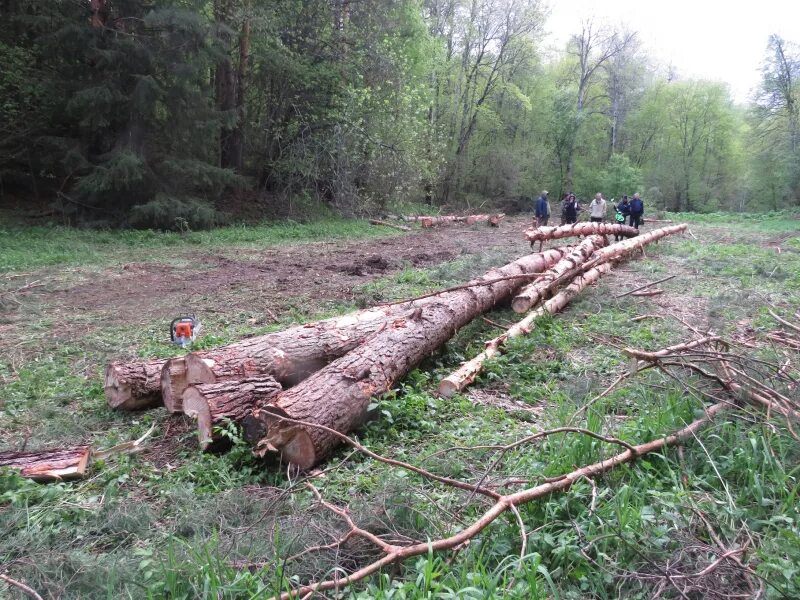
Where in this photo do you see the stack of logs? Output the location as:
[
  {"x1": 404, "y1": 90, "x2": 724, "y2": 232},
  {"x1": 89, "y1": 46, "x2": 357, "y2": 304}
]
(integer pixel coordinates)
[{"x1": 2, "y1": 222, "x2": 689, "y2": 480}]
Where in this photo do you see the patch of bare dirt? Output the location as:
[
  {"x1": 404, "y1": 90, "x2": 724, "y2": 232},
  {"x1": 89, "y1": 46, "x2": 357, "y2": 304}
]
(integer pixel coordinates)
[{"x1": 47, "y1": 217, "x2": 531, "y2": 318}]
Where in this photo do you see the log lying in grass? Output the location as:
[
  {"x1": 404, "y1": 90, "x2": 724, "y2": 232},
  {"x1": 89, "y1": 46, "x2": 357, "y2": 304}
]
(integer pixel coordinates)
[
  {"x1": 368, "y1": 219, "x2": 411, "y2": 232},
  {"x1": 105, "y1": 359, "x2": 169, "y2": 411},
  {"x1": 419, "y1": 214, "x2": 504, "y2": 228},
  {"x1": 439, "y1": 224, "x2": 688, "y2": 397},
  {"x1": 511, "y1": 235, "x2": 607, "y2": 313},
  {"x1": 247, "y1": 248, "x2": 571, "y2": 468},
  {"x1": 440, "y1": 263, "x2": 612, "y2": 398},
  {"x1": 524, "y1": 222, "x2": 638, "y2": 244},
  {"x1": 0, "y1": 446, "x2": 91, "y2": 481},
  {"x1": 161, "y1": 307, "x2": 414, "y2": 414},
  {"x1": 183, "y1": 376, "x2": 282, "y2": 449}
]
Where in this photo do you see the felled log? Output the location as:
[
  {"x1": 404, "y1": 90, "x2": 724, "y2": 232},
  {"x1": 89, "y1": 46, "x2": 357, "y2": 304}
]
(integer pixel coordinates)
[
  {"x1": 183, "y1": 376, "x2": 282, "y2": 449},
  {"x1": 161, "y1": 307, "x2": 411, "y2": 414},
  {"x1": 419, "y1": 214, "x2": 501, "y2": 228},
  {"x1": 440, "y1": 263, "x2": 612, "y2": 397},
  {"x1": 439, "y1": 223, "x2": 688, "y2": 397},
  {"x1": 524, "y1": 222, "x2": 638, "y2": 244},
  {"x1": 247, "y1": 247, "x2": 571, "y2": 468},
  {"x1": 105, "y1": 359, "x2": 169, "y2": 411},
  {"x1": 488, "y1": 214, "x2": 505, "y2": 227},
  {"x1": 0, "y1": 446, "x2": 91, "y2": 481},
  {"x1": 369, "y1": 219, "x2": 411, "y2": 232},
  {"x1": 511, "y1": 235, "x2": 607, "y2": 313}
]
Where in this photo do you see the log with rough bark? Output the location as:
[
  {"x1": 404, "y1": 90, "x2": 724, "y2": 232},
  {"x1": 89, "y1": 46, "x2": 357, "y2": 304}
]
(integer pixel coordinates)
[
  {"x1": 160, "y1": 307, "x2": 412, "y2": 414},
  {"x1": 247, "y1": 247, "x2": 572, "y2": 468},
  {"x1": 440, "y1": 223, "x2": 689, "y2": 397},
  {"x1": 419, "y1": 214, "x2": 502, "y2": 228},
  {"x1": 440, "y1": 263, "x2": 612, "y2": 397},
  {"x1": 183, "y1": 376, "x2": 282, "y2": 449},
  {"x1": 524, "y1": 222, "x2": 638, "y2": 244},
  {"x1": 0, "y1": 446, "x2": 91, "y2": 481},
  {"x1": 105, "y1": 359, "x2": 169, "y2": 411},
  {"x1": 511, "y1": 235, "x2": 607, "y2": 313},
  {"x1": 368, "y1": 219, "x2": 411, "y2": 232}
]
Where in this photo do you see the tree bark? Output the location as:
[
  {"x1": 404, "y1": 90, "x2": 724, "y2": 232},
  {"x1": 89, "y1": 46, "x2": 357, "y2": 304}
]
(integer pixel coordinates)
[
  {"x1": 183, "y1": 376, "x2": 281, "y2": 450},
  {"x1": 512, "y1": 235, "x2": 607, "y2": 313},
  {"x1": 105, "y1": 359, "x2": 168, "y2": 411},
  {"x1": 0, "y1": 447, "x2": 91, "y2": 481},
  {"x1": 525, "y1": 222, "x2": 639, "y2": 244},
  {"x1": 161, "y1": 306, "x2": 420, "y2": 413},
  {"x1": 420, "y1": 214, "x2": 503, "y2": 228},
  {"x1": 440, "y1": 223, "x2": 688, "y2": 397},
  {"x1": 248, "y1": 248, "x2": 570, "y2": 468}
]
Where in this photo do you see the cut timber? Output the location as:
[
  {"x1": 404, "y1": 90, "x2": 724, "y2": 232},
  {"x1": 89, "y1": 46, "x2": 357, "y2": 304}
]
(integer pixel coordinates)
[
  {"x1": 369, "y1": 219, "x2": 411, "y2": 232},
  {"x1": 105, "y1": 359, "x2": 168, "y2": 411},
  {"x1": 419, "y1": 214, "x2": 502, "y2": 228},
  {"x1": 161, "y1": 307, "x2": 408, "y2": 414},
  {"x1": 248, "y1": 247, "x2": 571, "y2": 468},
  {"x1": 630, "y1": 289, "x2": 663, "y2": 297},
  {"x1": 440, "y1": 263, "x2": 611, "y2": 398},
  {"x1": 511, "y1": 235, "x2": 607, "y2": 313},
  {"x1": 524, "y1": 222, "x2": 638, "y2": 244},
  {"x1": 0, "y1": 446, "x2": 90, "y2": 481},
  {"x1": 183, "y1": 376, "x2": 282, "y2": 449},
  {"x1": 440, "y1": 223, "x2": 689, "y2": 397},
  {"x1": 488, "y1": 214, "x2": 505, "y2": 227}
]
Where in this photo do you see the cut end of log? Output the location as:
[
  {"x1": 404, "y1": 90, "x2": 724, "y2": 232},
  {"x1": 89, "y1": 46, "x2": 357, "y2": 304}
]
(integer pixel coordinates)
[
  {"x1": 105, "y1": 362, "x2": 161, "y2": 411},
  {"x1": 161, "y1": 357, "x2": 190, "y2": 413},
  {"x1": 438, "y1": 378, "x2": 460, "y2": 398},
  {"x1": 182, "y1": 387, "x2": 214, "y2": 450},
  {"x1": 511, "y1": 296, "x2": 534, "y2": 314},
  {"x1": 0, "y1": 446, "x2": 91, "y2": 482},
  {"x1": 252, "y1": 407, "x2": 317, "y2": 469}
]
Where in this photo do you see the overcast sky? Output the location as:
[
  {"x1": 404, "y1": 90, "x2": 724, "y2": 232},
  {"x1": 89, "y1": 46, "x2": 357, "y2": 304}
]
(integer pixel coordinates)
[{"x1": 544, "y1": 0, "x2": 800, "y2": 103}]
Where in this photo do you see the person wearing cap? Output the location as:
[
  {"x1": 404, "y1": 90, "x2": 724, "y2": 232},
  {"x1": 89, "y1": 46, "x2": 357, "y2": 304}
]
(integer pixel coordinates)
[{"x1": 534, "y1": 190, "x2": 550, "y2": 227}]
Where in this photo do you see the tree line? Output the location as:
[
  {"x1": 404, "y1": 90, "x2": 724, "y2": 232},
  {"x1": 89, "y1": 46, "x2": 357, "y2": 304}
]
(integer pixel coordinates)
[{"x1": 0, "y1": 0, "x2": 798, "y2": 228}]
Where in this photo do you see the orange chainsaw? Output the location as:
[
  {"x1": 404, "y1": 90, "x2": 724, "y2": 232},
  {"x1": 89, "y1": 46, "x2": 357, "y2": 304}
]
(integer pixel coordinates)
[{"x1": 170, "y1": 315, "x2": 202, "y2": 347}]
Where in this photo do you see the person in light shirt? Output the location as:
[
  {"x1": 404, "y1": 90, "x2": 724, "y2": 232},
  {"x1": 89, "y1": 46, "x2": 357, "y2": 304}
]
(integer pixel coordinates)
[{"x1": 589, "y1": 193, "x2": 607, "y2": 223}]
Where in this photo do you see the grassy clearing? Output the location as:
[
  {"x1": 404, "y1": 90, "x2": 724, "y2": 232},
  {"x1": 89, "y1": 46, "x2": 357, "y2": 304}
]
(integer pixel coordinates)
[
  {"x1": 1, "y1": 214, "x2": 800, "y2": 599},
  {"x1": 0, "y1": 215, "x2": 393, "y2": 272}
]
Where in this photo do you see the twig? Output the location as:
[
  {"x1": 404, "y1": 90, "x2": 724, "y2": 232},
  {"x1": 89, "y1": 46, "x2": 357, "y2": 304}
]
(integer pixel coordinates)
[
  {"x1": 0, "y1": 574, "x2": 44, "y2": 600},
  {"x1": 615, "y1": 275, "x2": 676, "y2": 298},
  {"x1": 768, "y1": 308, "x2": 800, "y2": 335}
]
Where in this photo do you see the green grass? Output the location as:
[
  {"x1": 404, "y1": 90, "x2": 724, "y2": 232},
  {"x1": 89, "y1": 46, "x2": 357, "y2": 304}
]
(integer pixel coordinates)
[
  {"x1": 0, "y1": 217, "x2": 394, "y2": 272},
  {"x1": 2, "y1": 217, "x2": 800, "y2": 599}
]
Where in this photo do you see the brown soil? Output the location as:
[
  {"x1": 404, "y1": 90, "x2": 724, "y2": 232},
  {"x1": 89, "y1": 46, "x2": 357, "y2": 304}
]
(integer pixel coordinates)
[{"x1": 51, "y1": 217, "x2": 532, "y2": 318}]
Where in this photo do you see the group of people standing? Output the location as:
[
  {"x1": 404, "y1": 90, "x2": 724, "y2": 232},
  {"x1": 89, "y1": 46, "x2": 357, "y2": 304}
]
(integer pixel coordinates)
[{"x1": 534, "y1": 190, "x2": 644, "y2": 230}]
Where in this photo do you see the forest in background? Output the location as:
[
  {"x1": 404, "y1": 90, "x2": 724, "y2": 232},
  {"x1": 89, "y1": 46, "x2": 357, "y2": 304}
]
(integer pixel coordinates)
[{"x1": 1, "y1": 0, "x2": 799, "y2": 229}]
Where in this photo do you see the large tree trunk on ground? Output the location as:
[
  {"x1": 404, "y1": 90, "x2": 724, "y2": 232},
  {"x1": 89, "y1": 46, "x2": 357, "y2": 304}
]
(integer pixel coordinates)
[
  {"x1": 439, "y1": 223, "x2": 688, "y2": 397},
  {"x1": 248, "y1": 248, "x2": 571, "y2": 468},
  {"x1": 161, "y1": 307, "x2": 420, "y2": 413},
  {"x1": 105, "y1": 359, "x2": 168, "y2": 411},
  {"x1": 525, "y1": 222, "x2": 638, "y2": 244},
  {"x1": 183, "y1": 376, "x2": 282, "y2": 450},
  {"x1": 512, "y1": 235, "x2": 607, "y2": 313},
  {"x1": 0, "y1": 447, "x2": 91, "y2": 481}
]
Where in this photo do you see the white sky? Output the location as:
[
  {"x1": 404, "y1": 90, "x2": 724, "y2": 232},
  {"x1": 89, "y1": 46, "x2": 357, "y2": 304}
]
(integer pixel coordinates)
[{"x1": 544, "y1": 0, "x2": 800, "y2": 103}]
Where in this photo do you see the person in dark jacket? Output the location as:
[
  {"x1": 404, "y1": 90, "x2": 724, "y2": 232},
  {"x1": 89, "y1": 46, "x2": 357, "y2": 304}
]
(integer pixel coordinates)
[
  {"x1": 629, "y1": 192, "x2": 644, "y2": 229},
  {"x1": 534, "y1": 190, "x2": 550, "y2": 226},
  {"x1": 562, "y1": 193, "x2": 579, "y2": 224},
  {"x1": 613, "y1": 195, "x2": 631, "y2": 240}
]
